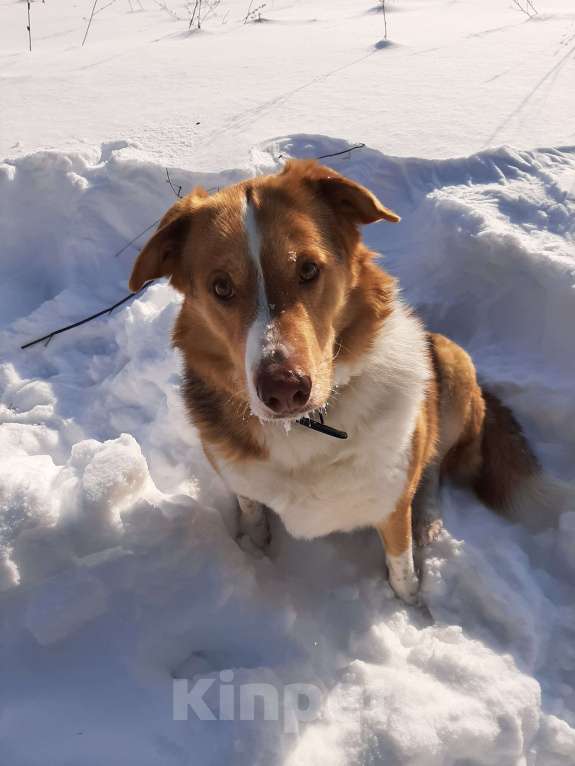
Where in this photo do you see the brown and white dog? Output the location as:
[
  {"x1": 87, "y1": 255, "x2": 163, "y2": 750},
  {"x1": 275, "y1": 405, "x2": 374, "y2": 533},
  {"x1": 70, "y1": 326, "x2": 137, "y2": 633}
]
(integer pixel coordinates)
[{"x1": 129, "y1": 159, "x2": 542, "y2": 604}]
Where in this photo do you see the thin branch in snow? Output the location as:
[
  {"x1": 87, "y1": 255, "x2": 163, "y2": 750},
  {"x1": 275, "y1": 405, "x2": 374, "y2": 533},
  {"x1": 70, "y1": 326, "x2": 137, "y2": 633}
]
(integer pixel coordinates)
[
  {"x1": 20, "y1": 282, "x2": 155, "y2": 350},
  {"x1": 201, "y1": 0, "x2": 221, "y2": 26},
  {"x1": 317, "y1": 143, "x2": 366, "y2": 160},
  {"x1": 165, "y1": 169, "x2": 183, "y2": 199},
  {"x1": 82, "y1": 0, "x2": 99, "y2": 46},
  {"x1": 188, "y1": 0, "x2": 221, "y2": 30},
  {"x1": 511, "y1": 0, "x2": 538, "y2": 17},
  {"x1": 153, "y1": 0, "x2": 183, "y2": 21},
  {"x1": 278, "y1": 143, "x2": 366, "y2": 162},
  {"x1": 244, "y1": 0, "x2": 265, "y2": 24},
  {"x1": 27, "y1": 2, "x2": 32, "y2": 51},
  {"x1": 511, "y1": 0, "x2": 528, "y2": 16},
  {"x1": 191, "y1": 0, "x2": 202, "y2": 29},
  {"x1": 112, "y1": 218, "x2": 163, "y2": 258},
  {"x1": 243, "y1": 0, "x2": 254, "y2": 23},
  {"x1": 94, "y1": 0, "x2": 119, "y2": 18},
  {"x1": 381, "y1": 0, "x2": 388, "y2": 40}
]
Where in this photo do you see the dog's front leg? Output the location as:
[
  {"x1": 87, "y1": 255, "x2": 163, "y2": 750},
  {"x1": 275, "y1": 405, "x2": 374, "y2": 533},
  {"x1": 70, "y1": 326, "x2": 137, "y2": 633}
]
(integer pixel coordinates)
[
  {"x1": 237, "y1": 495, "x2": 271, "y2": 550},
  {"x1": 376, "y1": 498, "x2": 419, "y2": 605}
]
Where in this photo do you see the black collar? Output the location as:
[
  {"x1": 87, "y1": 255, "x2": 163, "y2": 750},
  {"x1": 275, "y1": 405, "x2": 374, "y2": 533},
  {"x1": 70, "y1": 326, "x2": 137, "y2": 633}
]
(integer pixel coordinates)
[{"x1": 297, "y1": 412, "x2": 348, "y2": 439}]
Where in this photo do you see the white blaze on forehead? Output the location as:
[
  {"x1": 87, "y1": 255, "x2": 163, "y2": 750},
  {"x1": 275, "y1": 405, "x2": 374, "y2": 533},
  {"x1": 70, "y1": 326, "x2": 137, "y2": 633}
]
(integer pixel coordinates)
[
  {"x1": 244, "y1": 196, "x2": 271, "y2": 412},
  {"x1": 244, "y1": 197, "x2": 262, "y2": 274},
  {"x1": 242, "y1": 194, "x2": 289, "y2": 417},
  {"x1": 244, "y1": 197, "x2": 269, "y2": 324}
]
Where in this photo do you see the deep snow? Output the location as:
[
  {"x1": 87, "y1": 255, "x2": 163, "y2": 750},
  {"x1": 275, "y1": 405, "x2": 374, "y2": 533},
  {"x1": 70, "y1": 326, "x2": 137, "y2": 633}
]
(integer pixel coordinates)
[
  {"x1": 1, "y1": 136, "x2": 575, "y2": 765},
  {"x1": 1, "y1": 0, "x2": 575, "y2": 764}
]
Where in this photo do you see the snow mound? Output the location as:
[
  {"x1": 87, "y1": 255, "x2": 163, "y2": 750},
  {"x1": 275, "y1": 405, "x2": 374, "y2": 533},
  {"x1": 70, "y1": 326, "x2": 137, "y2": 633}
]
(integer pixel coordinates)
[{"x1": 1, "y1": 136, "x2": 575, "y2": 765}]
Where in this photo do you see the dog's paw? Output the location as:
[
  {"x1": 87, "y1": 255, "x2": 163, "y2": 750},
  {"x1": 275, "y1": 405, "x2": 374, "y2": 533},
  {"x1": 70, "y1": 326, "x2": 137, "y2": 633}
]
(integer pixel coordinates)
[
  {"x1": 387, "y1": 551, "x2": 421, "y2": 606},
  {"x1": 389, "y1": 573, "x2": 421, "y2": 606},
  {"x1": 414, "y1": 518, "x2": 443, "y2": 548},
  {"x1": 237, "y1": 498, "x2": 271, "y2": 554},
  {"x1": 236, "y1": 532, "x2": 268, "y2": 559},
  {"x1": 238, "y1": 514, "x2": 271, "y2": 552}
]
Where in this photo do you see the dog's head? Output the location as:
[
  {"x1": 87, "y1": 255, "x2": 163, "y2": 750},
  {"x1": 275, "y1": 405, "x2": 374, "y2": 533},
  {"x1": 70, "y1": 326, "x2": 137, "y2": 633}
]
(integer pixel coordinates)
[{"x1": 129, "y1": 160, "x2": 399, "y2": 422}]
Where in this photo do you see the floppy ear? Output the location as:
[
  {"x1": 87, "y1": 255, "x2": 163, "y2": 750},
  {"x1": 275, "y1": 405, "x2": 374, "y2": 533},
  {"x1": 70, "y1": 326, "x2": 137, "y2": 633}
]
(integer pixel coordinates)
[
  {"x1": 284, "y1": 159, "x2": 400, "y2": 225},
  {"x1": 128, "y1": 213, "x2": 192, "y2": 292},
  {"x1": 128, "y1": 186, "x2": 209, "y2": 292}
]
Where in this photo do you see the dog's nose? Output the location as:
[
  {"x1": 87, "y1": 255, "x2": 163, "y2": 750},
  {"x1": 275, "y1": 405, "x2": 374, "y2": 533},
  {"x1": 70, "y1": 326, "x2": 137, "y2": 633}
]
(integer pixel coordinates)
[{"x1": 256, "y1": 364, "x2": 311, "y2": 415}]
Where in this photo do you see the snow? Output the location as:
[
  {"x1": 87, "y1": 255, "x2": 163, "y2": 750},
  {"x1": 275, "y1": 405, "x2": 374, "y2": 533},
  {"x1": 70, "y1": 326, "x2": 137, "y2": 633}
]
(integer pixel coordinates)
[
  {"x1": 2, "y1": 0, "x2": 575, "y2": 169},
  {"x1": 1, "y1": 1, "x2": 575, "y2": 765}
]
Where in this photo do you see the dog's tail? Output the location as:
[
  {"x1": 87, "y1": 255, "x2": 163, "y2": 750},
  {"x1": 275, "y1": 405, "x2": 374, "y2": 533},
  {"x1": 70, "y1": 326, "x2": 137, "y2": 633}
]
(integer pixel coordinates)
[
  {"x1": 476, "y1": 391, "x2": 575, "y2": 529},
  {"x1": 449, "y1": 389, "x2": 573, "y2": 529}
]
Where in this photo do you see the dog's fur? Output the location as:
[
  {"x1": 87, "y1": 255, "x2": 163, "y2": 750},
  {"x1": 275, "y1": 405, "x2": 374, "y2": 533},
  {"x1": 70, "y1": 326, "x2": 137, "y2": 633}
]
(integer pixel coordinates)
[{"x1": 129, "y1": 159, "x2": 543, "y2": 603}]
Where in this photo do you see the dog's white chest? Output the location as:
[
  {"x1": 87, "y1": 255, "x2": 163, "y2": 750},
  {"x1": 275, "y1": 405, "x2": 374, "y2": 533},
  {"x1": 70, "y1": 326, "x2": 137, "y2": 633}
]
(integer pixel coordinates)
[{"x1": 219, "y1": 406, "x2": 415, "y2": 539}]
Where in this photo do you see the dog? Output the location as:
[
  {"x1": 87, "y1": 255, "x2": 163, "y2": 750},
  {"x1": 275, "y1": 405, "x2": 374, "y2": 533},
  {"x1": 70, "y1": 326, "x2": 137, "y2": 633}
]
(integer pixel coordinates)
[{"x1": 129, "y1": 159, "x2": 545, "y2": 604}]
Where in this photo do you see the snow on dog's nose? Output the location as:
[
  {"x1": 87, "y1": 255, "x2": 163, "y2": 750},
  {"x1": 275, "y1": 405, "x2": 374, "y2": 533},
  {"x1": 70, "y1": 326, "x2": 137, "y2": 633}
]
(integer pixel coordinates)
[{"x1": 256, "y1": 362, "x2": 311, "y2": 416}]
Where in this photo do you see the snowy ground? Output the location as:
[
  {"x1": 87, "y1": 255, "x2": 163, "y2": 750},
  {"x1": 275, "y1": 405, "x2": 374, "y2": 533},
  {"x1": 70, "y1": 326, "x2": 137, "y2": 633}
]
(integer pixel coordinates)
[
  {"x1": 1, "y1": 1, "x2": 575, "y2": 765},
  {"x1": 2, "y1": 0, "x2": 575, "y2": 169}
]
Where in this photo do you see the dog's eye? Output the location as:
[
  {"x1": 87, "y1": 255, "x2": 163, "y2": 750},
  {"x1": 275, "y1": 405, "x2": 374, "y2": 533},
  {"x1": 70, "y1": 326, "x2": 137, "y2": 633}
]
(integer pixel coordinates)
[
  {"x1": 299, "y1": 260, "x2": 320, "y2": 284},
  {"x1": 212, "y1": 275, "x2": 235, "y2": 301}
]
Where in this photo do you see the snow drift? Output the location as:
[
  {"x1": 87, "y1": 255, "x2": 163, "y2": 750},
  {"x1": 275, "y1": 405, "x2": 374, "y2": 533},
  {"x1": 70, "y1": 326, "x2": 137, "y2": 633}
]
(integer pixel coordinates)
[{"x1": 1, "y1": 136, "x2": 575, "y2": 765}]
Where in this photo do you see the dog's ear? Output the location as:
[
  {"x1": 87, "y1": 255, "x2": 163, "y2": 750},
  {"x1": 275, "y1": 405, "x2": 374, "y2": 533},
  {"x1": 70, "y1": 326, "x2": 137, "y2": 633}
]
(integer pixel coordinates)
[
  {"x1": 128, "y1": 214, "x2": 191, "y2": 292},
  {"x1": 283, "y1": 159, "x2": 400, "y2": 225},
  {"x1": 128, "y1": 187, "x2": 208, "y2": 292}
]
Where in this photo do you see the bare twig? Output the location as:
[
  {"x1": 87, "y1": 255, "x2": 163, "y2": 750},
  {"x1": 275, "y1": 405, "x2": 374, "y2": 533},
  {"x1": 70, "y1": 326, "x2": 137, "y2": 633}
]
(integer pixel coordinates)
[
  {"x1": 189, "y1": 0, "x2": 201, "y2": 28},
  {"x1": 382, "y1": 0, "x2": 388, "y2": 40},
  {"x1": 166, "y1": 169, "x2": 183, "y2": 198},
  {"x1": 317, "y1": 143, "x2": 366, "y2": 160},
  {"x1": 201, "y1": 0, "x2": 221, "y2": 26},
  {"x1": 112, "y1": 218, "x2": 163, "y2": 258},
  {"x1": 82, "y1": 0, "x2": 99, "y2": 46},
  {"x1": 281, "y1": 143, "x2": 366, "y2": 162},
  {"x1": 153, "y1": 0, "x2": 183, "y2": 20},
  {"x1": 94, "y1": 0, "x2": 119, "y2": 18},
  {"x1": 243, "y1": 0, "x2": 254, "y2": 23},
  {"x1": 511, "y1": 0, "x2": 538, "y2": 17},
  {"x1": 21, "y1": 282, "x2": 155, "y2": 350},
  {"x1": 511, "y1": 0, "x2": 528, "y2": 16},
  {"x1": 188, "y1": 0, "x2": 221, "y2": 29},
  {"x1": 244, "y1": 0, "x2": 265, "y2": 23},
  {"x1": 27, "y1": 2, "x2": 32, "y2": 51},
  {"x1": 189, "y1": 0, "x2": 197, "y2": 27}
]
